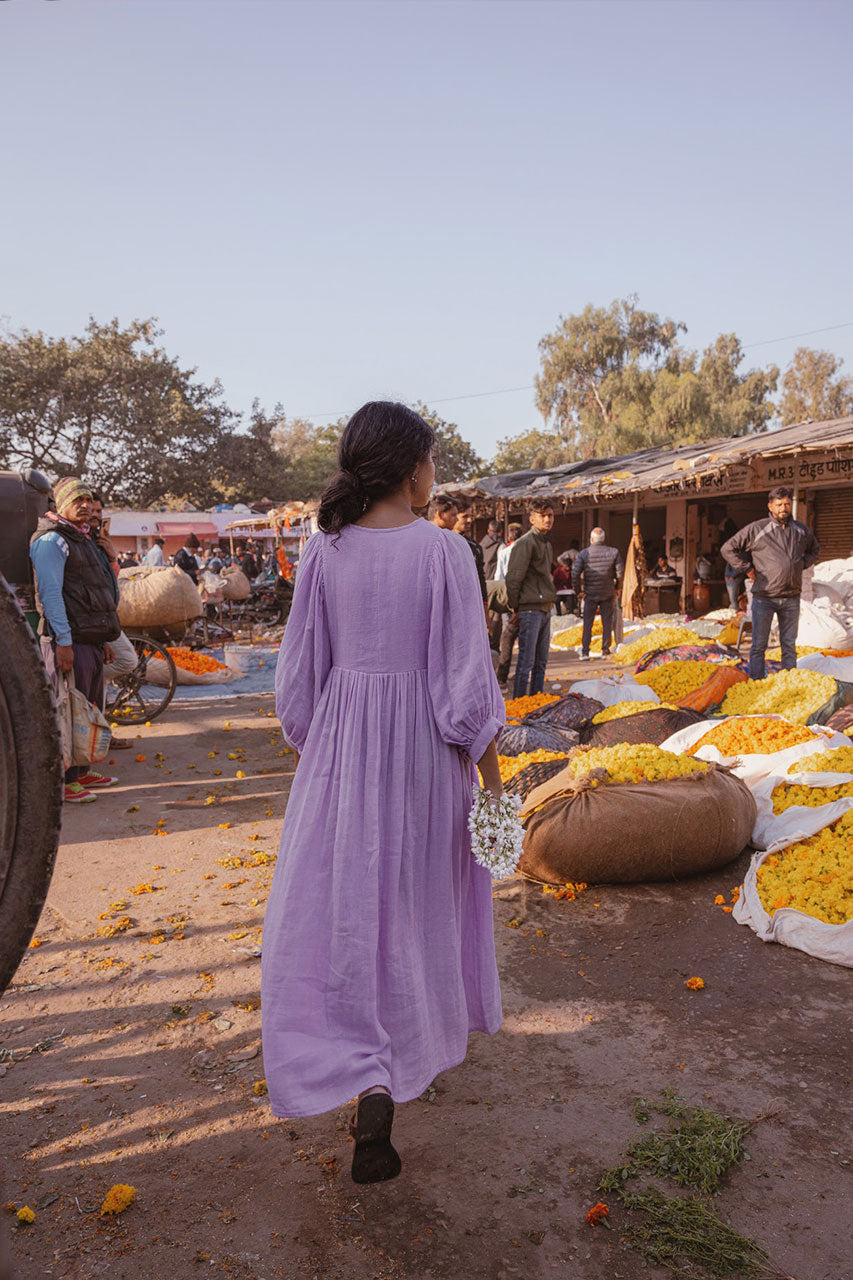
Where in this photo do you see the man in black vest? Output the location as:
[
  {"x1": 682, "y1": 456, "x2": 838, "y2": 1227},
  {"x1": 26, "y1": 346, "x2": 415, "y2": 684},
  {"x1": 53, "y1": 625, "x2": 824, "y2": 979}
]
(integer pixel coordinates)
[
  {"x1": 572, "y1": 527, "x2": 624, "y2": 660},
  {"x1": 30, "y1": 477, "x2": 122, "y2": 803}
]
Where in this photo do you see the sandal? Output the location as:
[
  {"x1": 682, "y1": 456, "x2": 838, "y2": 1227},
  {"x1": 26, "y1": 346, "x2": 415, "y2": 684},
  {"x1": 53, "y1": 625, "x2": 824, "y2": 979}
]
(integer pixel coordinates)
[{"x1": 350, "y1": 1093, "x2": 401, "y2": 1184}]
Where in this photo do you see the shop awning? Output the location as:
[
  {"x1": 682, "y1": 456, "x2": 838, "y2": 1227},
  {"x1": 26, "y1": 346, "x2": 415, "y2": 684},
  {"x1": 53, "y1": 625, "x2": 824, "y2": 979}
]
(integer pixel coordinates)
[{"x1": 156, "y1": 521, "x2": 219, "y2": 538}]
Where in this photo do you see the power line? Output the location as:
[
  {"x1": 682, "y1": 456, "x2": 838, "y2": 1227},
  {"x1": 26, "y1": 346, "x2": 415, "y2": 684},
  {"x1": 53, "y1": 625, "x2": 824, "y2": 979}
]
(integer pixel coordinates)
[{"x1": 294, "y1": 319, "x2": 853, "y2": 421}]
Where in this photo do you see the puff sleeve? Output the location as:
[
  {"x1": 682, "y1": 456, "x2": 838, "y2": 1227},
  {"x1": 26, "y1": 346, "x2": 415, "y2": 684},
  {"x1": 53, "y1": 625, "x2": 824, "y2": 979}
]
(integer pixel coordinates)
[
  {"x1": 427, "y1": 530, "x2": 506, "y2": 763},
  {"x1": 275, "y1": 533, "x2": 332, "y2": 752}
]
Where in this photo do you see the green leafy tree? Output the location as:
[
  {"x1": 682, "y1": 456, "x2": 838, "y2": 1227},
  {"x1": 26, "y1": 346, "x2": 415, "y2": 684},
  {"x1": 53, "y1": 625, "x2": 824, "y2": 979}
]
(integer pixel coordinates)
[
  {"x1": 778, "y1": 346, "x2": 853, "y2": 425},
  {"x1": 412, "y1": 402, "x2": 484, "y2": 482},
  {"x1": 0, "y1": 318, "x2": 239, "y2": 507},
  {"x1": 270, "y1": 412, "x2": 343, "y2": 498},
  {"x1": 491, "y1": 426, "x2": 573, "y2": 473},
  {"x1": 528, "y1": 298, "x2": 778, "y2": 466}
]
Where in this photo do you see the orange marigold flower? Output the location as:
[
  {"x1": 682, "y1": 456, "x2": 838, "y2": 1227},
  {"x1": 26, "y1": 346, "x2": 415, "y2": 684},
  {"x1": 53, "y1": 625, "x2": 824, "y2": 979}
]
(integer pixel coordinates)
[
  {"x1": 135, "y1": 754, "x2": 146, "y2": 762},
  {"x1": 685, "y1": 976, "x2": 705, "y2": 990},
  {"x1": 585, "y1": 1202, "x2": 610, "y2": 1227},
  {"x1": 713, "y1": 894, "x2": 725, "y2": 906},
  {"x1": 100, "y1": 1184, "x2": 137, "y2": 1216}
]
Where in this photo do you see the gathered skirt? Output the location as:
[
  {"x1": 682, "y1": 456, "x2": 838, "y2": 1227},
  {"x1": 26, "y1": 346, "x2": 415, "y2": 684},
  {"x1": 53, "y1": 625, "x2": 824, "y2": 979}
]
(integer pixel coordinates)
[{"x1": 260, "y1": 665, "x2": 502, "y2": 1118}]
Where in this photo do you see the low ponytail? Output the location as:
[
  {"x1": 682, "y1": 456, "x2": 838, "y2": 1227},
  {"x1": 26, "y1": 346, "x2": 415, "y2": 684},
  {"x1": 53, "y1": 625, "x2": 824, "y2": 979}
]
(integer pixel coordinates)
[
  {"x1": 317, "y1": 401, "x2": 434, "y2": 539},
  {"x1": 318, "y1": 470, "x2": 368, "y2": 536}
]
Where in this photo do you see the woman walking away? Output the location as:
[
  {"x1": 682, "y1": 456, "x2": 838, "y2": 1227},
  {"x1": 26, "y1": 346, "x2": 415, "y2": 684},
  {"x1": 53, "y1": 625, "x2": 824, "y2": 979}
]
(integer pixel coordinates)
[{"x1": 262, "y1": 402, "x2": 505, "y2": 1184}]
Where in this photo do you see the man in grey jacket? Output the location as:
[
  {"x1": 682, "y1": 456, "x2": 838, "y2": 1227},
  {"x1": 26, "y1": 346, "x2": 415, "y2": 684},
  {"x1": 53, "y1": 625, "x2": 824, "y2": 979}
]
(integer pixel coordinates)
[
  {"x1": 572, "y1": 528, "x2": 624, "y2": 660},
  {"x1": 721, "y1": 486, "x2": 820, "y2": 679}
]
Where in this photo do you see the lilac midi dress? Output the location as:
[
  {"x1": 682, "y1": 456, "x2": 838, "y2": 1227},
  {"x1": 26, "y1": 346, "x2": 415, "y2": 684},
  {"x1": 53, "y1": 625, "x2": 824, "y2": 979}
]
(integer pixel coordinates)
[{"x1": 261, "y1": 518, "x2": 505, "y2": 1118}]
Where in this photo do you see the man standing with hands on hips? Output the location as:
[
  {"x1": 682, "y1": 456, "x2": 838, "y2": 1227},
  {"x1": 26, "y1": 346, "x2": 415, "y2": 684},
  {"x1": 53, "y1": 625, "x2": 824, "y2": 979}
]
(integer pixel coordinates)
[
  {"x1": 721, "y1": 486, "x2": 820, "y2": 679},
  {"x1": 505, "y1": 499, "x2": 556, "y2": 697},
  {"x1": 572, "y1": 528, "x2": 624, "y2": 660}
]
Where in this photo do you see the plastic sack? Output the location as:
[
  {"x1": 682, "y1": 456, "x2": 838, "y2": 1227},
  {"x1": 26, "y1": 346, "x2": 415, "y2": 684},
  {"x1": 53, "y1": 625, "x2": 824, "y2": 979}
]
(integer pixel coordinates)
[
  {"x1": 733, "y1": 818, "x2": 853, "y2": 968},
  {"x1": 825, "y1": 705, "x2": 853, "y2": 736},
  {"x1": 675, "y1": 665, "x2": 748, "y2": 713},
  {"x1": 798, "y1": 652, "x2": 853, "y2": 682},
  {"x1": 749, "y1": 770, "x2": 853, "y2": 849},
  {"x1": 796, "y1": 599, "x2": 852, "y2": 650},
  {"x1": 504, "y1": 756, "x2": 573, "y2": 801},
  {"x1": 144, "y1": 657, "x2": 243, "y2": 686},
  {"x1": 221, "y1": 567, "x2": 251, "y2": 600},
  {"x1": 568, "y1": 676, "x2": 660, "y2": 708},
  {"x1": 522, "y1": 692, "x2": 604, "y2": 731},
  {"x1": 660, "y1": 716, "x2": 851, "y2": 787},
  {"x1": 498, "y1": 722, "x2": 579, "y2": 757},
  {"x1": 580, "y1": 706, "x2": 705, "y2": 748},
  {"x1": 62, "y1": 675, "x2": 111, "y2": 766}
]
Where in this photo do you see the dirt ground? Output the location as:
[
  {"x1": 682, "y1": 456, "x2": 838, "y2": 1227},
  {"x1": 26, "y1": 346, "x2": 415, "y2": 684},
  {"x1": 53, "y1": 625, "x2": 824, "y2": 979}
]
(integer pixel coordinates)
[{"x1": 1, "y1": 654, "x2": 849, "y2": 1280}]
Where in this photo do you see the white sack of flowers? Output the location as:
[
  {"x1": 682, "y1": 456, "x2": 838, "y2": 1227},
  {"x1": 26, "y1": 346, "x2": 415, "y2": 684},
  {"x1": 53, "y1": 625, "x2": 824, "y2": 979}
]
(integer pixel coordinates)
[{"x1": 568, "y1": 675, "x2": 660, "y2": 708}]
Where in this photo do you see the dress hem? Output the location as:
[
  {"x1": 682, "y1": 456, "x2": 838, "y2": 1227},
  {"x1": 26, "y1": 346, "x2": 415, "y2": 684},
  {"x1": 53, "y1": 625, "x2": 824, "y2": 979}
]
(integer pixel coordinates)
[{"x1": 266, "y1": 1020, "x2": 502, "y2": 1120}]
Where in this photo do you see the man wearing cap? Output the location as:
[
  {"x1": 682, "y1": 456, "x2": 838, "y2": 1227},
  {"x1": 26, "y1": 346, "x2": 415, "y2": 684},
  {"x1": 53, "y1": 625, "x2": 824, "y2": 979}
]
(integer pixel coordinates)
[{"x1": 30, "y1": 478, "x2": 122, "y2": 803}]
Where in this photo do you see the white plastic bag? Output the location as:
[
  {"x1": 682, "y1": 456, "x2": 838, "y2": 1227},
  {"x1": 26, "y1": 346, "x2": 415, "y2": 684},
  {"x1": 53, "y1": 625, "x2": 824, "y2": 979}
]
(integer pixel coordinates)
[
  {"x1": 797, "y1": 652, "x2": 853, "y2": 681},
  {"x1": 796, "y1": 599, "x2": 851, "y2": 650},
  {"x1": 733, "y1": 813, "x2": 853, "y2": 967},
  {"x1": 659, "y1": 716, "x2": 849, "y2": 786},
  {"x1": 749, "y1": 770, "x2": 853, "y2": 848},
  {"x1": 66, "y1": 675, "x2": 111, "y2": 765},
  {"x1": 568, "y1": 675, "x2": 661, "y2": 708}
]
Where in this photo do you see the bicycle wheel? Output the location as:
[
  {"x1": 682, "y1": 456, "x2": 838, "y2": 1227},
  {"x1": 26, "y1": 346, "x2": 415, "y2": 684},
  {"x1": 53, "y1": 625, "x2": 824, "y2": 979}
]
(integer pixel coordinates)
[{"x1": 105, "y1": 635, "x2": 178, "y2": 725}]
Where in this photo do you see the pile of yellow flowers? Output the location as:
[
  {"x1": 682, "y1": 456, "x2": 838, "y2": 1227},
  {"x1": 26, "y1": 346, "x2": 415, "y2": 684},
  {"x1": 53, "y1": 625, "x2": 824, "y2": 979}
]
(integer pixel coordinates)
[
  {"x1": 565, "y1": 744, "x2": 710, "y2": 787},
  {"x1": 756, "y1": 810, "x2": 853, "y2": 924},
  {"x1": 615, "y1": 626, "x2": 712, "y2": 667},
  {"x1": 552, "y1": 619, "x2": 603, "y2": 648},
  {"x1": 591, "y1": 700, "x2": 671, "y2": 724},
  {"x1": 718, "y1": 669, "x2": 836, "y2": 724},
  {"x1": 788, "y1": 746, "x2": 853, "y2": 775},
  {"x1": 635, "y1": 659, "x2": 736, "y2": 701},
  {"x1": 497, "y1": 749, "x2": 570, "y2": 784},
  {"x1": 688, "y1": 717, "x2": 817, "y2": 757},
  {"x1": 771, "y1": 779, "x2": 853, "y2": 814},
  {"x1": 504, "y1": 692, "x2": 560, "y2": 720}
]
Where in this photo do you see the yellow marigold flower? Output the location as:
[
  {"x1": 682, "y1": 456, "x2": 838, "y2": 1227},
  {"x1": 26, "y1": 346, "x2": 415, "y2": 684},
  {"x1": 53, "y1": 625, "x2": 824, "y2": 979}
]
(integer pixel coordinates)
[
  {"x1": 551, "y1": 619, "x2": 604, "y2": 649},
  {"x1": 771, "y1": 780, "x2": 853, "y2": 814},
  {"x1": 497, "y1": 750, "x2": 570, "y2": 784},
  {"x1": 616, "y1": 627, "x2": 713, "y2": 667},
  {"x1": 689, "y1": 717, "x2": 816, "y2": 757},
  {"x1": 713, "y1": 894, "x2": 725, "y2": 905},
  {"x1": 635, "y1": 659, "x2": 737, "y2": 702},
  {"x1": 789, "y1": 746, "x2": 853, "y2": 776},
  {"x1": 718, "y1": 669, "x2": 836, "y2": 724},
  {"x1": 503, "y1": 693, "x2": 560, "y2": 719},
  {"x1": 592, "y1": 700, "x2": 671, "y2": 724},
  {"x1": 16, "y1": 1206, "x2": 35, "y2": 1223},
  {"x1": 756, "y1": 810, "x2": 853, "y2": 924},
  {"x1": 566, "y1": 744, "x2": 710, "y2": 787},
  {"x1": 685, "y1": 977, "x2": 705, "y2": 990},
  {"x1": 100, "y1": 1184, "x2": 137, "y2": 1216},
  {"x1": 253, "y1": 1079, "x2": 268, "y2": 1096}
]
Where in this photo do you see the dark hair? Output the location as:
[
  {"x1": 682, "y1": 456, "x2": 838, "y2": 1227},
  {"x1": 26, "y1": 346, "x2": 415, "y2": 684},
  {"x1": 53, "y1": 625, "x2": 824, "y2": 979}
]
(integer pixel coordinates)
[
  {"x1": 530, "y1": 498, "x2": 555, "y2": 514},
  {"x1": 430, "y1": 495, "x2": 459, "y2": 518},
  {"x1": 90, "y1": 489, "x2": 104, "y2": 504},
  {"x1": 154, "y1": 537, "x2": 165, "y2": 545},
  {"x1": 768, "y1": 486, "x2": 793, "y2": 501},
  {"x1": 318, "y1": 402, "x2": 434, "y2": 537},
  {"x1": 185, "y1": 533, "x2": 201, "y2": 549}
]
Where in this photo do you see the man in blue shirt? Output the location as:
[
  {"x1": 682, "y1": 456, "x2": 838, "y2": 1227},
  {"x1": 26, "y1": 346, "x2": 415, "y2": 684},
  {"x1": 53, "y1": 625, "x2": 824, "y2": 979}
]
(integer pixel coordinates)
[{"x1": 30, "y1": 478, "x2": 122, "y2": 803}]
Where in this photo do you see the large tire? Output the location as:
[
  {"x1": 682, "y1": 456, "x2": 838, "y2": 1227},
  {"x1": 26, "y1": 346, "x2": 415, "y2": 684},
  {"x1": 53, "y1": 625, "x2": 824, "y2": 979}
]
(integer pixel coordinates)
[{"x1": 0, "y1": 578, "x2": 63, "y2": 995}]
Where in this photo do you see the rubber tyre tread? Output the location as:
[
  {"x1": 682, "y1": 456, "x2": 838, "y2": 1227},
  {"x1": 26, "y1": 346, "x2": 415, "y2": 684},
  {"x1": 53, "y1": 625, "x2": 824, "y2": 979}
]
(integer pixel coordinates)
[{"x1": 0, "y1": 578, "x2": 63, "y2": 996}]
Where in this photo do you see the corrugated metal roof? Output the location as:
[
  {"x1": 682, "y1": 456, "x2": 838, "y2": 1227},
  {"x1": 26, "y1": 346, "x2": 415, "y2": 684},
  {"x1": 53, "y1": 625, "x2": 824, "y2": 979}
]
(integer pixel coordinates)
[{"x1": 437, "y1": 416, "x2": 853, "y2": 505}]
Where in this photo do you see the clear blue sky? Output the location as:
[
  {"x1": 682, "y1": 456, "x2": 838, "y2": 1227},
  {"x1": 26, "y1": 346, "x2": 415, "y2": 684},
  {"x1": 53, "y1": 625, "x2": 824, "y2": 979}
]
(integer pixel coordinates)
[{"x1": 2, "y1": 0, "x2": 852, "y2": 461}]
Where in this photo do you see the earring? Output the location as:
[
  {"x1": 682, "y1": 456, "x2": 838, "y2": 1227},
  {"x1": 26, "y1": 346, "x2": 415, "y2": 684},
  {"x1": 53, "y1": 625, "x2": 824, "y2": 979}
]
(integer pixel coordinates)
[{"x1": 411, "y1": 473, "x2": 418, "y2": 485}]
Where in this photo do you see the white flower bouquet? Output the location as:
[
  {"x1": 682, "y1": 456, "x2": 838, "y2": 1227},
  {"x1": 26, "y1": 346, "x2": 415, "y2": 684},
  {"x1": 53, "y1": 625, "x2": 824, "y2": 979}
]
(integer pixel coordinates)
[{"x1": 468, "y1": 786, "x2": 524, "y2": 880}]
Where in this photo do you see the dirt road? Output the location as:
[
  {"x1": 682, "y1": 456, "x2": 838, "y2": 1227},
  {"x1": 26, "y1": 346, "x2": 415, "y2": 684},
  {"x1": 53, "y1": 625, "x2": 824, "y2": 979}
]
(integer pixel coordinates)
[{"x1": 1, "y1": 677, "x2": 848, "y2": 1280}]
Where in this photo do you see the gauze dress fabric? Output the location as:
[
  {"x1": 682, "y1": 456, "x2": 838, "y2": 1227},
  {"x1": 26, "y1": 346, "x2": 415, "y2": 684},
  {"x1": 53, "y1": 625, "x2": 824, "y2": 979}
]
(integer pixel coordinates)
[{"x1": 261, "y1": 519, "x2": 505, "y2": 1118}]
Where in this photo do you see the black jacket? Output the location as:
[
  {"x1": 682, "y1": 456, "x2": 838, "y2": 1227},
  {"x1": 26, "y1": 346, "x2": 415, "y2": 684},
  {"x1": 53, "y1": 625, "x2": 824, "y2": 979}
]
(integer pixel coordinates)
[
  {"x1": 572, "y1": 543, "x2": 624, "y2": 602},
  {"x1": 479, "y1": 531, "x2": 502, "y2": 580},
  {"x1": 721, "y1": 517, "x2": 819, "y2": 600},
  {"x1": 31, "y1": 517, "x2": 121, "y2": 645},
  {"x1": 459, "y1": 534, "x2": 488, "y2": 604},
  {"x1": 174, "y1": 547, "x2": 200, "y2": 583}
]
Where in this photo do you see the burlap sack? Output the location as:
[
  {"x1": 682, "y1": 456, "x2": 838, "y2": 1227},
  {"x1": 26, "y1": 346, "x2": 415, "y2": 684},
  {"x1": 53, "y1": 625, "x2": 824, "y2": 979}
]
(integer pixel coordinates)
[
  {"x1": 118, "y1": 566, "x2": 202, "y2": 628},
  {"x1": 580, "y1": 707, "x2": 706, "y2": 748},
  {"x1": 221, "y1": 566, "x2": 251, "y2": 600},
  {"x1": 519, "y1": 765, "x2": 755, "y2": 884}
]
